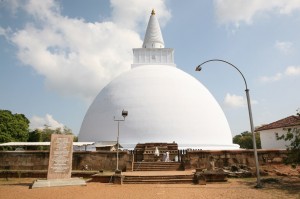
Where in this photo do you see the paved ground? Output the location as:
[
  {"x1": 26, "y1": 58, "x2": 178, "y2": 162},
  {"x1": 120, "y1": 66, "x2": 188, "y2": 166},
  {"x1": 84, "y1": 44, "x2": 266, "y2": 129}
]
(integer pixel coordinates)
[{"x1": 0, "y1": 176, "x2": 299, "y2": 199}]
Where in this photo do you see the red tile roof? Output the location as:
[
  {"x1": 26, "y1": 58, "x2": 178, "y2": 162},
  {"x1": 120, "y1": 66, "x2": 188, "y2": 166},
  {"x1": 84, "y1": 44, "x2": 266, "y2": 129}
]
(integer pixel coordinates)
[{"x1": 255, "y1": 115, "x2": 300, "y2": 131}]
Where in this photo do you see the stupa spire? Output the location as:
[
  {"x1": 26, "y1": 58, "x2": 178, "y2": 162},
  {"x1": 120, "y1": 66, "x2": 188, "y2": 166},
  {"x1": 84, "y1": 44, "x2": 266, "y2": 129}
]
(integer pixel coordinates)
[
  {"x1": 132, "y1": 9, "x2": 174, "y2": 68},
  {"x1": 142, "y1": 9, "x2": 164, "y2": 48},
  {"x1": 151, "y1": 9, "x2": 155, "y2": 15}
]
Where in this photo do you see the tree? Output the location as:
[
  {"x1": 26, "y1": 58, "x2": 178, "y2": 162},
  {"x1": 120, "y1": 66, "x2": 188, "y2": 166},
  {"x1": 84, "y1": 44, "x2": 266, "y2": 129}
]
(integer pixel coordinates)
[
  {"x1": 29, "y1": 125, "x2": 78, "y2": 142},
  {"x1": 28, "y1": 129, "x2": 43, "y2": 142},
  {"x1": 0, "y1": 110, "x2": 30, "y2": 143},
  {"x1": 233, "y1": 131, "x2": 261, "y2": 149},
  {"x1": 277, "y1": 128, "x2": 300, "y2": 164},
  {"x1": 28, "y1": 125, "x2": 77, "y2": 150},
  {"x1": 276, "y1": 109, "x2": 300, "y2": 164},
  {"x1": 27, "y1": 129, "x2": 44, "y2": 150}
]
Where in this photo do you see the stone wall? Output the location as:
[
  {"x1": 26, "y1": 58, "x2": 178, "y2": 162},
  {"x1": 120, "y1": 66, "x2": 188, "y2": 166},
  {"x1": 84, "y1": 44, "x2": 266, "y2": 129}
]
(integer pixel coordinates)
[
  {"x1": 183, "y1": 149, "x2": 288, "y2": 169},
  {"x1": 0, "y1": 149, "x2": 288, "y2": 172},
  {"x1": 0, "y1": 151, "x2": 132, "y2": 171},
  {"x1": 0, "y1": 151, "x2": 49, "y2": 170},
  {"x1": 73, "y1": 151, "x2": 132, "y2": 171}
]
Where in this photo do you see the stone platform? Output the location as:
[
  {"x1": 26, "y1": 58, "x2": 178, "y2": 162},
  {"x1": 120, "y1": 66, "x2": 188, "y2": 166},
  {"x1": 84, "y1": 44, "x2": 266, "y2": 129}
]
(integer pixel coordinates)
[
  {"x1": 89, "y1": 170, "x2": 227, "y2": 184},
  {"x1": 31, "y1": 178, "x2": 86, "y2": 189}
]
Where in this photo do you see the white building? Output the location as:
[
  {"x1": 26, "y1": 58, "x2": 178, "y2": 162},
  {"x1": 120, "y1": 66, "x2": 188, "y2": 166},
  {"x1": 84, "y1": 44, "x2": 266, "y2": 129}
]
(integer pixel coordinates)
[
  {"x1": 79, "y1": 10, "x2": 239, "y2": 150},
  {"x1": 256, "y1": 115, "x2": 300, "y2": 149}
]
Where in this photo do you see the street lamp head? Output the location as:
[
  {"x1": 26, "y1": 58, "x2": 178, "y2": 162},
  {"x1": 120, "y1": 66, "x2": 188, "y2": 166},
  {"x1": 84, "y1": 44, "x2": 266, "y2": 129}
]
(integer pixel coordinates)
[
  {"x1": 122, "y1": 110, "x2": 128, "y2": 119},
  {"x1": 195, "y1": 65, "x2": 202, "y2": 71}
]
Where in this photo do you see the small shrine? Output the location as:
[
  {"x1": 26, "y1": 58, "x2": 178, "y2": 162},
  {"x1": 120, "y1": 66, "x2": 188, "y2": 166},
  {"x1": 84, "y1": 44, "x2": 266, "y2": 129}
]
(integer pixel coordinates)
[{"x1": 134, "y1": 142, "x2": 179, "y2": 162}]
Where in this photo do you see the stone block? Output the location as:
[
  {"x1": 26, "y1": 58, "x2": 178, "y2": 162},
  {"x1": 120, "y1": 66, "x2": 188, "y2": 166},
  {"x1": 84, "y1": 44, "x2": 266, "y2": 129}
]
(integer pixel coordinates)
[
  {"x1": 113, "y1": 174, "x2": 124, "y2": 185},
  {"x1": 31, "y1": 178, "x2": 86, "y2": 188},
  {"x1": 272, "y1": 157, "x2": 283, "y2": 163},
  {"x1": 47, "y1": 134, "x2": 73, "y2": 180},
  {"x1": 193, "y1": 172, "x2": 207, "y2": 185}
]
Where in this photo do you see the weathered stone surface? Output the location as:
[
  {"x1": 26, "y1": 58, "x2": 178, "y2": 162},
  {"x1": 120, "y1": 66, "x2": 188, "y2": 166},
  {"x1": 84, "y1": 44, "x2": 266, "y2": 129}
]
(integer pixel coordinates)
[
  {"x1": 272, "y1": 157, "x2": 283, "y2": 163},
  {"x1": 0, "y1": 149, "x2": 288, "y2": 173},
  {"x1": 184, "y1": 149, "x2": 288, "y2": 169},
  {"x1": 113, "y1": 174, "x2": 124, "y2": 184},
  {"x1": 193, "y1": 173, "x2": 206, "y2": 185},
  {"x1": 47, "y1": 134, "x2": 73, "y2": 180},
  {"x1": 31, "y1": 178, "x2": 86, "y2": 189}
]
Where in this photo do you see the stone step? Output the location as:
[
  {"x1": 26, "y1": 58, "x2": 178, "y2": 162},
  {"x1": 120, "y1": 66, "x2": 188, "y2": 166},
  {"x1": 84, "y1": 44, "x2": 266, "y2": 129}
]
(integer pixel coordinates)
[
  {"x1": 124, "y1": 175, "x2": 192, "y2": 180},
  {"x1": 123, "y1": 175, "x2": 194, "y2": 184},
  {"x1": 133, "y1": 168, "x2": 180, "y2": 171},
  {"x1": 124, "y1": 179, "x2": 194, "y2": 184},
  {"x1": 133, "y1": 162, "x2": 182, "y2": 171},
  {"x1": 134, "y1": 162, "x2": 180, "y2": 165},
  {"x1": 133, "y1": 167, "x2": 181, "y2": 170},
  {"x1": 133, "y1": 165, "x2": 180, "y2": 168},
  {"x1": 133, "y1": 164, "x2": 180, "y2": 167}
]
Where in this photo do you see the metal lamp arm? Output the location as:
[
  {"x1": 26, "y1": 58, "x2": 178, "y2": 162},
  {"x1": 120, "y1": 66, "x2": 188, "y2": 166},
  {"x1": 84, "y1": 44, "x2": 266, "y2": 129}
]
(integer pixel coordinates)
[{"x1": 196, "y1": 59, "x2": 248, "y2": 90}]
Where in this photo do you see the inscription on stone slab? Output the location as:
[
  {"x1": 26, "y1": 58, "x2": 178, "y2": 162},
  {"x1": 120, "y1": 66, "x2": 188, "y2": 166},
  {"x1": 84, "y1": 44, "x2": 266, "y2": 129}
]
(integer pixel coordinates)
[{"x1": 47, "y1": 134, "x2": 73, "y2": 180}]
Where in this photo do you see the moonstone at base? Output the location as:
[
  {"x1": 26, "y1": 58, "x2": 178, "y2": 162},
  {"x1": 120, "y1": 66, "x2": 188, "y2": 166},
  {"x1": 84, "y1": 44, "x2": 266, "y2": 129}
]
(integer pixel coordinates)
[{"x1": 31, "y1": 178, "x2": 86, "y2": 189}]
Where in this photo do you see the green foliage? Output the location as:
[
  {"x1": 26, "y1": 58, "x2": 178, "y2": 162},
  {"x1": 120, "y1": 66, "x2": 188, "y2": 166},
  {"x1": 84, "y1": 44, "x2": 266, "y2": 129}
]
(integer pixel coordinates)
[
  {"x1": 28, "y1": 129, "x2": 43, "y2": 142},
  {"x1": 0, "y1": 110, "x2": 30, "y2": 143},
  {"x1": 29, "y1": 125, "x2": 77, "y2": 142},
  {"x1": 277, "y1": 128, "x2": 300, "y2": 164},
  {"x1": 233, "y1": 131, "x2": 261, "y2": 149},
  {"x1": 0, "y1": 109, "x2": 78, "y2": 150},
  {"x1": 28, "y1": 125, "x2": 77, "y2": 150},
  {"x1": 27, "y1": 129, "x2": 44, "y2": 150}
]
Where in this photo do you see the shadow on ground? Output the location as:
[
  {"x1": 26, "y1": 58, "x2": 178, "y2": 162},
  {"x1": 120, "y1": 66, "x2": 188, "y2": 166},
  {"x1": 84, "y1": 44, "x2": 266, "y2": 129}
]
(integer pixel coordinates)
[{"x1": 238, "y1": 177, "x2": 300, "y2": 196}]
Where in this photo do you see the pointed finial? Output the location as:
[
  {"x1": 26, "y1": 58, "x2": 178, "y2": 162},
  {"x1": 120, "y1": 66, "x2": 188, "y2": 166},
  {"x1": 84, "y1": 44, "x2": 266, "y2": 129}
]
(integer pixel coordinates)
[{"x1": 151, "y1": 9, "x2": 155, "y2": 15}]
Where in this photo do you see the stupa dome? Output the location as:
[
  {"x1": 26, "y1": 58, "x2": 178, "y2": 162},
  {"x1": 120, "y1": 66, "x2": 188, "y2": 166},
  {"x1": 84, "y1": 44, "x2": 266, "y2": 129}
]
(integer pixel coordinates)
[{"x1": 78, "y1": 10, "x2": 238, "y2": 149}]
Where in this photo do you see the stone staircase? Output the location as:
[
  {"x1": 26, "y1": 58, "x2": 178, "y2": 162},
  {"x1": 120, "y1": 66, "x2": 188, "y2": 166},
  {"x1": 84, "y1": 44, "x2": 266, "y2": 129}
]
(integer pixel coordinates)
[
  {"x1": 123, "y1": 174, "x2": 194, "y2": 184},
  {"x1": 133, "y1": 162, "x2": 182, "y2": 171}
]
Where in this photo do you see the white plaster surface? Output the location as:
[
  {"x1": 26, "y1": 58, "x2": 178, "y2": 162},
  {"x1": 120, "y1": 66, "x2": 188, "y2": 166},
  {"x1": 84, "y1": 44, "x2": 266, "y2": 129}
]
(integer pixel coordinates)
[
  {"x1": 79, "y1": 64, "x2": 237, "y2": 149},
  {"x1": 259, "y1": 127, "x2": 298, "y2": 149},
  {"x1": 142, "y1": 11, "x2": 164, "y2": 48},
  {"x1": 78, "y1": 10, "x2": 238, "y2": 149}
]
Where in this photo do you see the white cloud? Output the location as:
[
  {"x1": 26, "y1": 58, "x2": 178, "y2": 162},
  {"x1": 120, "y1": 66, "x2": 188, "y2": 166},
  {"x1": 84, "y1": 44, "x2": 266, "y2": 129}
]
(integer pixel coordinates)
[
  {"x1": 30, "y1": 114, "x2": 64, "y2": 130},
  {"x1": 275, "y1": 41, "x2": 294, "y2": 54},
  {"x1": 224, "y1": 93, "x2": 245, "y2": 108},
  {"x1": 110, "y1": 0, "x2": 171, "y2": 30},
  {"x1": 214, "y1": 0, "x2": 300, "y2": 25},
  {"x1": 0, "y1": 27, "x2": 5, "y2": 36},
  {"x1": 0, "y1": 27, "x2": 11, "y2": 38},
  {"x1": 260, "y1": 65, "x2": 300, "y2": 82},
  {"x1": 224, "y1": 93, "x2": 257, "y2": 108},
  {"x1": 0, "y1": 0, "x2": 22, "y2": 16},
  {"x1": 285, "y1": 66, "x2": 300, "y2": 76},
  {"x1": 1, "y1": 0, "x2": 171, "y2": 102},
  {"x1": 260, "y1": 73, "x2": 283, "y2": 82}
]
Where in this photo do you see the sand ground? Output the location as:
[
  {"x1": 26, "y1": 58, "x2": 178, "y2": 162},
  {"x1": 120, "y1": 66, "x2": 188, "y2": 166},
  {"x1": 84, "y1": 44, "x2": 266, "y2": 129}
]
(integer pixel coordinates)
[{"x1": 0, "y1": 177, "x2": 299, "y2": 199}]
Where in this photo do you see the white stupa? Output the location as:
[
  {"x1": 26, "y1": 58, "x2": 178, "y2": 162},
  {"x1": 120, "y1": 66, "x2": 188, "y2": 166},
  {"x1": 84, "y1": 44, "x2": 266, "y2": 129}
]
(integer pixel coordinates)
[{"x1": 79, "y1": 10, "x2": 239, "y2": 149}]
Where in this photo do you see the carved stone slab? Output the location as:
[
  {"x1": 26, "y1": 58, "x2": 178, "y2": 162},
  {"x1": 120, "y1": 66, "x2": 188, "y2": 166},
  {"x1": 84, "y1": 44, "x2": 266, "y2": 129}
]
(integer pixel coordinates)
[{"x1": 47, "y1": 134, "x2": 73, "y2": 180}]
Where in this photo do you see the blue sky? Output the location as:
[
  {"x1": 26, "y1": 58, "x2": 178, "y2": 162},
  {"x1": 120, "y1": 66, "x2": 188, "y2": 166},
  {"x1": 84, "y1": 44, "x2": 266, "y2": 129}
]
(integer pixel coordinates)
[{"x1": 0, "y1": 0, "x2": 299, "y2": 137}]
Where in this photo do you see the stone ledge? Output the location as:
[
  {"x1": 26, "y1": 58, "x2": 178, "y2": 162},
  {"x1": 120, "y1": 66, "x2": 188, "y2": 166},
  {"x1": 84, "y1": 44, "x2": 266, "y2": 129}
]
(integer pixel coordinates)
[{"x1": 31, "y1": 178, "x2": 86, "y2": 189}]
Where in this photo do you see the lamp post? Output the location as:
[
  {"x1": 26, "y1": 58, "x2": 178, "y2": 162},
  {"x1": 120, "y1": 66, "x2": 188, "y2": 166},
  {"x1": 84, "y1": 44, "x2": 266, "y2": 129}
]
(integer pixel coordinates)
[
  {"x1": 195, "y1": 59, "x2": 262, "y2": 188},
  {"x1": 114, "y1": 110, "x2": 128, "y2": 173}
]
